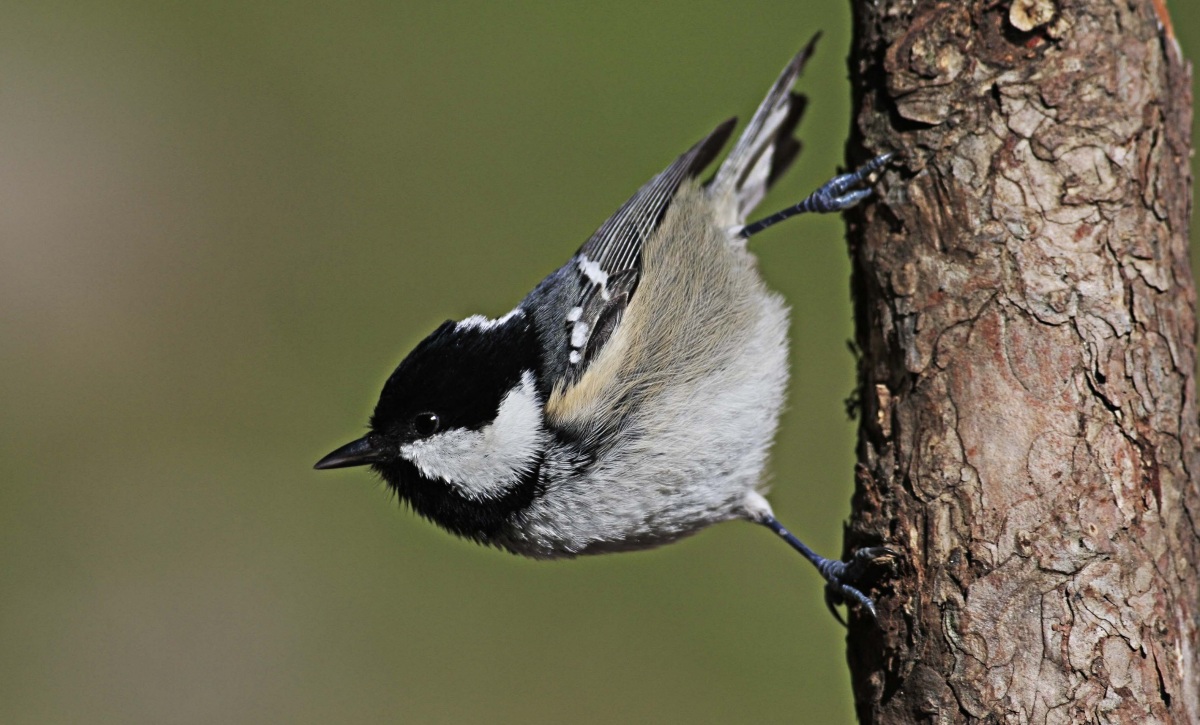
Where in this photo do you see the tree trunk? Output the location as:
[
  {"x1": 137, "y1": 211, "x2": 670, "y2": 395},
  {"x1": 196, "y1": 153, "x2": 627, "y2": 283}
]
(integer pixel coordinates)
[{"x1": 843, "y1": 1, "x2": 1198, "y2": 722}]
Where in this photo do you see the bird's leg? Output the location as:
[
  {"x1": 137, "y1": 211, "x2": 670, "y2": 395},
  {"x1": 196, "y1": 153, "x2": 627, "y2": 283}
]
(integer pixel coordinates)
[
  {"x1": 738, "y1": 152, "x2": 894, "y2": 238},
  {"x1": 758, "y1": 514, "x2": 896, "y2": 625}
]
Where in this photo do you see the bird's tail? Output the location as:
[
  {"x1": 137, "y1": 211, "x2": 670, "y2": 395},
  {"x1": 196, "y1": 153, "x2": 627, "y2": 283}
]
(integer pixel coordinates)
[{"x1": 708, "y1": 34, "x2": 818, "y2": 226}]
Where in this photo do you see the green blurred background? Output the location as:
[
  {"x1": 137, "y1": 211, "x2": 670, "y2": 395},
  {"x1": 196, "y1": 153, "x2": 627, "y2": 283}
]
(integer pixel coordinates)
[{"x1": 2, "y1": 3, "x2": 1197, "y2": 723}]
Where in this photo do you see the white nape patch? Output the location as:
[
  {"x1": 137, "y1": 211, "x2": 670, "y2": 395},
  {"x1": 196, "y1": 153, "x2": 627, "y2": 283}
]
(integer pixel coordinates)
[
  {"x1": 457, "y1": 307, "x2": 523, "y2": 331},
  {"x1": 576, "y1": 255, "x2": 611, "y2": 300},
  {"x1": 569, "y1": 321, "x2": 589, "y2": 348},
  {"x1": 399, "y1": 371, "x2": 545, "y2": 501}
]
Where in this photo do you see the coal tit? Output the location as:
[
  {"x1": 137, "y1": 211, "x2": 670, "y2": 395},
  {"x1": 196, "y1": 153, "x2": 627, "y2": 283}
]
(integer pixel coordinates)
[{"x1": 316, "y1": 35, "x2": 895, "y2": 621}]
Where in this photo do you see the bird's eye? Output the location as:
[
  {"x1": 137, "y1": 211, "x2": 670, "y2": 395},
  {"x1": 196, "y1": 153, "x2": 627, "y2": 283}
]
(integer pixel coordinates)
[{"x1": 412, "y1": 412, "x2": 441, "y2": 437}]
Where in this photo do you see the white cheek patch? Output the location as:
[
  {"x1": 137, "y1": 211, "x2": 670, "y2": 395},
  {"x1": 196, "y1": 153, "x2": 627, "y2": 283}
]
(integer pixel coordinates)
[{"x1": 399, "y1": 371, "x2": 545, "y2": 501}]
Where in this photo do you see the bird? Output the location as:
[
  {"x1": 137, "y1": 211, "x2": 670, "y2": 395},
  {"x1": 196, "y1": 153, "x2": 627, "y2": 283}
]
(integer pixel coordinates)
[{"x1": 315, "y1": 34, "x2": 895, "y2": 621}]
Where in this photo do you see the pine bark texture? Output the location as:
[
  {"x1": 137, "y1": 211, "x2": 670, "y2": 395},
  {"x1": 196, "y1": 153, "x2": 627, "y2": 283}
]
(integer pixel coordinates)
[{"x1": 843, "y1": 1, "x2": 1198, "y2": 722}]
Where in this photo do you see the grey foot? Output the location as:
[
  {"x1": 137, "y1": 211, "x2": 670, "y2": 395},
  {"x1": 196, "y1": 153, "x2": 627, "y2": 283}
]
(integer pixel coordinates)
[
  {"x1": 760, "y1": 514, "x2": 898, "y2": 625},
  {"x1": 819, "y1": 546, "x2": 899, "y2": 625},
  {"x1": 738, "y1": 152, "x2": 894, "y2": 238},
  {"x1": 802, "y1": 153, "x2": 894, "y2": 213}
]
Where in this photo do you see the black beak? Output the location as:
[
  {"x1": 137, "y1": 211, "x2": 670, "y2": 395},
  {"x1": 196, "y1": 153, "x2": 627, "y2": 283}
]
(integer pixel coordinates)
[{"x1": 314, "y1": 436, "x2": 386, "y2": 470}]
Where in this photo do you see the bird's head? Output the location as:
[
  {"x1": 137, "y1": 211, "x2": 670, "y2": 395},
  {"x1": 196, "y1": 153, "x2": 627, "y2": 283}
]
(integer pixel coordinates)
[{"x1": 315, "y1": 311, "x2": 546, "y2": 541}]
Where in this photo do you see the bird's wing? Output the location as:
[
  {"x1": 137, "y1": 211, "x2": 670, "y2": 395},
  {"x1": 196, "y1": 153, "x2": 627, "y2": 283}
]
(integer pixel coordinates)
[{"x1": 552, "y1": 118, "x2": 735, "y2": 387}]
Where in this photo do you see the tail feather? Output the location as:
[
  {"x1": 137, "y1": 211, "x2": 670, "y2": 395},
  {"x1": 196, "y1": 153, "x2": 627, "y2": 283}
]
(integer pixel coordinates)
[{"x1": 710, "y1": 33, "x2": 820, "y2": 225}]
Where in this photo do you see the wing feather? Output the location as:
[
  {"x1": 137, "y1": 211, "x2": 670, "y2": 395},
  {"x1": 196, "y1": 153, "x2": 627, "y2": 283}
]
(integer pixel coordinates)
[
  {"x1": 579, "y1": 118, "x2": 736, "y2": 277},
  {"x1": 557, "y1": 119, "x2": 735, "y2": 385}
]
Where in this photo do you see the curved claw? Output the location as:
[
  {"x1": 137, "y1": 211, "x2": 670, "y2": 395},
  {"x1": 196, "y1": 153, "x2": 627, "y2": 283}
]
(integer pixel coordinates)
[
  {"x1": 855, "y1": 546, "x2": 901, "y2": 564},
  {"x1": 823, "y1": 546, "x2": 899, "y2": 626},
  {"x1": 826, "y1": 153, "x2": 894, "y2": 196},
  {"x1": 824, "y1": 588, "x2": 848, "y2": 627},
  {"x1": 825, "y1": 171, "x2": 861, "y2": 196},
  {"x1": 825, "y1": 583, "x2": 877, "y2": 627},
  {"x1": 856, "y1": 152, "x2": 895, "y2": 179},
  {"x1": 832, "y1": 187, "x2": 873, "y2": 209}
]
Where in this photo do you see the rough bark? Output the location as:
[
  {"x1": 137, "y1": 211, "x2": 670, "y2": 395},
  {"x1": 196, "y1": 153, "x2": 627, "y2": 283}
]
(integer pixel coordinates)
[{"x1": 843, "y1": 0, "x2": 1199, "y2": 722}]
